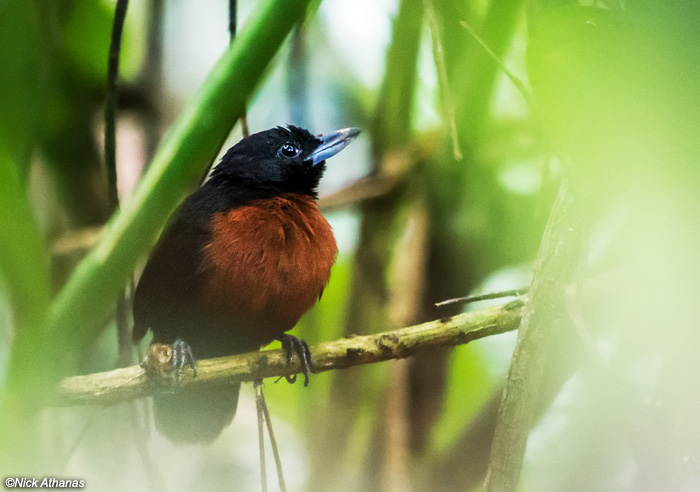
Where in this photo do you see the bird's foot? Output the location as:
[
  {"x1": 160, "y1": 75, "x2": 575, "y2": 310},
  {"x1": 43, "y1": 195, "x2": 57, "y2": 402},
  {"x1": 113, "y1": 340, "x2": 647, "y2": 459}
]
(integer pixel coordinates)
[
  {"x1": 279, "y1": 334, "x2": 314, "y2": 387},
  {"x1": 141, "y1": 338, "x2": 197, "y2": 385},
  {"x1": 171, "y1": 338, "x2": 198, "y2": 382}
]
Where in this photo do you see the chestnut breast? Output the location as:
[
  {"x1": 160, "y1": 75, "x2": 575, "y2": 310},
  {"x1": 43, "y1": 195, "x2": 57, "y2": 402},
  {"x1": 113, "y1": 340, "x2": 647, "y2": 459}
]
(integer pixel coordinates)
[{"x1": 201, "y1": 193, "x2": 337, "y2": 343}]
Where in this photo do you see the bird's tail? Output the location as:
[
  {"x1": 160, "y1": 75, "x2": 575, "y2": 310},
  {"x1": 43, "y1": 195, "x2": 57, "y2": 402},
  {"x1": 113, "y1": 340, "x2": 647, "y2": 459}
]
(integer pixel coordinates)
[{"x1": 153, "y1": 382, "x2": 240, "y2": 444}]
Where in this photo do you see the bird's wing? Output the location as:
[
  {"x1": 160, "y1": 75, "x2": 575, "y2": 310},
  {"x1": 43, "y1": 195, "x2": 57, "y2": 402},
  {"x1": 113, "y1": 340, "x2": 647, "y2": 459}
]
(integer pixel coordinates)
[{"x1": 132, "y1": 192, "x2": 215, "y2": 343}]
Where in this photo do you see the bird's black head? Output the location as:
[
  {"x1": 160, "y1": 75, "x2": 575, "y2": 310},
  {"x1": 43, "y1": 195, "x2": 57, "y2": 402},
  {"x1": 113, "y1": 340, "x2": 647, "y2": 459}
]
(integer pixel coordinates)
[{"x1": 209, "y1": 125, "x2": 360, "y2": 197}]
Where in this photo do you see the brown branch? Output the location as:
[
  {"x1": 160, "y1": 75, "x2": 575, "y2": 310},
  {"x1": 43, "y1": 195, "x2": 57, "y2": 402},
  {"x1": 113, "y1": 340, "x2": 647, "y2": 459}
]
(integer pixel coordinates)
[
  {"x1": 319, "y1": 143, "x2": 434, "y2": 213},
  {"x1": 319, "y1": 174, "x2": 399, "y2": 212},
  {"x1": 53, "y1": 302, "x2": 523, "y2": 407},
  {"x1": 51, "y1": 226, "x2": 103, "y2": 257}
]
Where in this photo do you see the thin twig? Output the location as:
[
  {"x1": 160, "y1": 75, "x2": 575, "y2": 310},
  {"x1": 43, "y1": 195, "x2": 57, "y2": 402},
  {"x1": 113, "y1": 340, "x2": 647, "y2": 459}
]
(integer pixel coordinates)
[
  {"x1": 319, "y1": 174, "x2": 400, "y2": 212},
  {"x1": 228, "y1": 0, "x2": 237, "y2": 39},
  {"x1": 260, "y1": 389, "x2": 288, "y2": 492},
  {"x1": 459, "y1": 20, "x2": 535, "y2": 112},
  {"x1": 105, "y1": 0, "x2": 133, "y2": 369},
  {"x1": 424, "y1": 0, "x2": 462, "y2": 160},
  {"x1": 116, "y1": 296, "x2": 132, "y2": 367},
  {"x1": 60, "y1": 413, "x2": 101, "y2": 471},
  {"x1": 130, "y1": 404, "x2": 166, "y2": 492},
  {"x1": 51, "y1": 226, "x2": 103, "y2": 256},
  {"x1": 105, "y1": 0, "x2": 129, "y2": 210},
  {"x1": 240, "y1": 110, "x2": 250, "y2": 137},
  {"x1": 435, "y1": 288, "x2": 528, "y2": 308},
  {"x1": 255, "y1": 380, "x2": 268, "y2": 492},
  {"x1": 54, "y1": 303, "x2": 523, "y2": 407},
  {"x1": 319, "y1": 146, "x2": 424, "y2": 212}
]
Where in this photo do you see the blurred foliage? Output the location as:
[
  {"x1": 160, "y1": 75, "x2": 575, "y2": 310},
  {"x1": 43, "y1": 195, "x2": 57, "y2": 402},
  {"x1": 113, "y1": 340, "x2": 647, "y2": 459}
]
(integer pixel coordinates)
[
  {"x1": 0, "y1": 0, "x2": 52, "y2": 466},
  {"x1": 0, "y1": 2, "x2": 44, "y2": 175},
  {"x1": 0, "y1": 0, "x2": 699, "y2": 491}
]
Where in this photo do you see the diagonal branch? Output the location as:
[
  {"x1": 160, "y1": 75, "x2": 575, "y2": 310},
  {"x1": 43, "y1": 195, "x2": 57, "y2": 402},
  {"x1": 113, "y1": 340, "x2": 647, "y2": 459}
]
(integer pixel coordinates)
[{"x1": 54, "y1": 302, "x2": 523, "y2": 407}]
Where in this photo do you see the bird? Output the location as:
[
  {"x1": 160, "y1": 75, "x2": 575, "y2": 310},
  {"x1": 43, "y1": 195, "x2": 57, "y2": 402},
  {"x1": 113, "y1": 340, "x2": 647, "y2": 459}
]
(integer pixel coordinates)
[{"x1": 132, "y1": 125, "x2": 360, "y2": 444}]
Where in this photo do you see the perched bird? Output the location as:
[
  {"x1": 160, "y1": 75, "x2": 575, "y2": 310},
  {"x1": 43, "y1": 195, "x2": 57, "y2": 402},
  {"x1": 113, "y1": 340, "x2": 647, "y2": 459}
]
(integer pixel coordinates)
[{"x1": 133, "y1": 125, "x2": 360, "y2": 444}]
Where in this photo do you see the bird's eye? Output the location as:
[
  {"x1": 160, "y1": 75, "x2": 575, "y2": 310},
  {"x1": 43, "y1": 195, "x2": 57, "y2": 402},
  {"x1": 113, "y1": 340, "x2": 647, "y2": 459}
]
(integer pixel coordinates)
[{"x1": 280, "y1": 143, "x2": 301, "y2": 158}]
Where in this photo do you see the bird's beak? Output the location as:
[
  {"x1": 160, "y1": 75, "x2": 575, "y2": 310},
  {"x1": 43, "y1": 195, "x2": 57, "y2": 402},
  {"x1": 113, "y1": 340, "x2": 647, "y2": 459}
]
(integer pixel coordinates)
[{"x1": 308, "y1": 127, "x2": 361, "y2": 166}]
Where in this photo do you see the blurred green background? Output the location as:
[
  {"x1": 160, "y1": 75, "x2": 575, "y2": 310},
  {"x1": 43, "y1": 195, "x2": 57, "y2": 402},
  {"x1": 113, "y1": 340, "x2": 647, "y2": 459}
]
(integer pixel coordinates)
[{"x1": 1, "y1": 0, "x2": 699, "y2": 490}]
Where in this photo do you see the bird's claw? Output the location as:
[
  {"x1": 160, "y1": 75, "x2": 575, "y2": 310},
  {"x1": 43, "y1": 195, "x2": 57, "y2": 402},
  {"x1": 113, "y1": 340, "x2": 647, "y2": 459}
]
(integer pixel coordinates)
[
  {"x1": 279, "y1": 334, "x2": 313, "y2": 387},
  {"x1": 172, "y1": 338, "x2": 197, "y2": 382}
]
